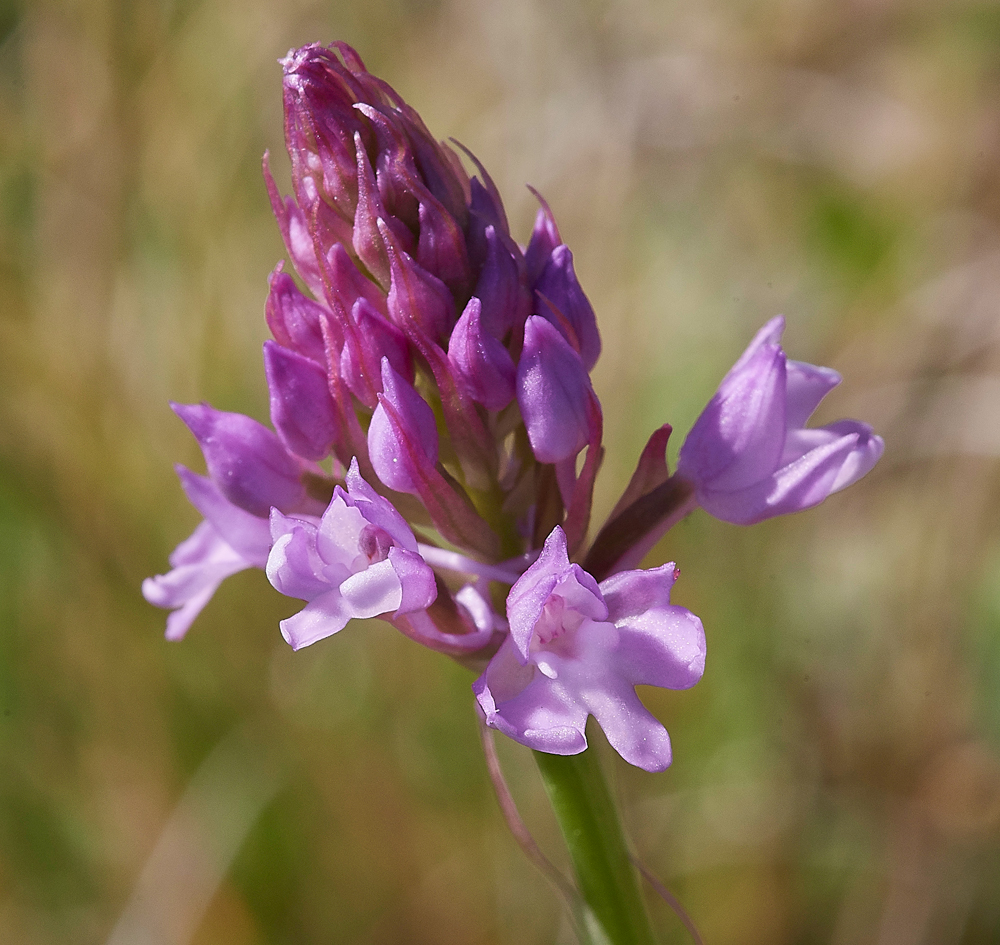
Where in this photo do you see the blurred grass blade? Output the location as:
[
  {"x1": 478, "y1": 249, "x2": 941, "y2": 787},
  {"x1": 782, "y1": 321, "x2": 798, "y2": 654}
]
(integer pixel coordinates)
[{"x1": 104, "y1": 726, "x2": 283, "y2": 945}]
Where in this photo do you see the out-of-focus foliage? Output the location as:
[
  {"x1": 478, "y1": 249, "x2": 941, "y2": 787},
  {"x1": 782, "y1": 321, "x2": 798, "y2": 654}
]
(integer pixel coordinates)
[{"x1": 2, "y1": 0, "x2": 1000, "y2": 942}]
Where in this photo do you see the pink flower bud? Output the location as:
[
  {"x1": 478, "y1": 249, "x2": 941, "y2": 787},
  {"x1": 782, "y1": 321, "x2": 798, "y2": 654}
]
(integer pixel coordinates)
[
  {"x1": 382, "y1": 219, "x2": 454, "y2": 341},
  {"x1": 448, "y1": 297, "x2": 516, "y2": 411},
  {"x1": 475, "y1": 225, "x2": 524, "y2": 339},
  {"x1": 172, "y1": 402, "x2": 308, "y2": 517},
  {"x1": 524, "y1": 188, "x2": 561, "y2": 286},
  {"x1": 368, "y1": 358, "x2": 439, "y2": 494},
  {"x1": 264, "y1": 340, "x2": 339, "y2": 461},
  {"x1": 339, "y1": 297, "x2": 412, "y2": 409},
  {"x1": 265, "y1": 264, "x2": 330, "y2": 363},
  {"x1": 516, "y1": 315, "x2": 594, "y2": 463},
  {"x1": 533, "y1": 245, "x2": 601, "y2": 372}
]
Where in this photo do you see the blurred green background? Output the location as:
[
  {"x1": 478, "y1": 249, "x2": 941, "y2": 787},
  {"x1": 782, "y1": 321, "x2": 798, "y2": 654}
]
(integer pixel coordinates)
[{"x1": 3, "y1": 0, "x2": 1000, "y2": 942}]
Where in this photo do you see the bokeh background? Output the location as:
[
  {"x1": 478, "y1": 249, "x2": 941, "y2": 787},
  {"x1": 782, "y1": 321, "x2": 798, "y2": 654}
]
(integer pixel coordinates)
[{"x1": 3, "y1": 0, "x2": 1000, "y2": 942}]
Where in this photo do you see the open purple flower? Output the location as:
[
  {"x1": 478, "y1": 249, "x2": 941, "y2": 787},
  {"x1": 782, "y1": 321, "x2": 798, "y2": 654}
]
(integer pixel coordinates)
[
  {"x1": 142, "y1": 468, "x2": 272, "y2": 641},
  {"x1": 676, "y1": 316, "x2": 884, "y2": 525},
  {"x1": 474, "y1": 527, "x2": 705, "y2": 772},
  {"x1": 144, "y1": 403, "x2": 327, "y2": 640},
  {"x1": 266, "y1": 458, "x2": 437, "y2": 649}
]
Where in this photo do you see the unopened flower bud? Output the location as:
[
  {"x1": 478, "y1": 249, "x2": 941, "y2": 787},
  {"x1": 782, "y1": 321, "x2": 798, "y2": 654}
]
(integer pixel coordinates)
[
  {"x1": 516, "y1": 316, "x2": 594, "y2": 464},
  {"x1": 368, "y1": 358, "x2": 439, "y2": 493},
  {"x1": 448, "y1": 297, "x2": 516, "y2": 411},
  {"x1": 355, "y1": 102, "x2": 422, "y2": 231},
  {"x1": 265, "y1": 264, "x2": 330, "y2": 363},
  {"x1": 534, "y1": 245, "x2": 601, "y2": 372},
  {"x1": 475, "y1": 225, "x2": 524, "y2": 339},
  {"x1": 172, "y1": 402, "x2": 308, "y2": 516},
  {"x1": 281, "y1": 44, "x2": 366, "y2": 221},
  {"x1": 354, "y1": 133, "x2": 414, "y2": 288},
  {"x1": 339, "y1": 297, "x2": 412, "y2": 408},
  {"x1": 264, "y1": 340, "x2": 339, "y2": 461},
  {"x1": 416, "y1": 195, "x2": 472, "y2": 295},
  {"x1": 263, "y1": 156, "x2": 327, "y2": 300},
  {"x1": 466, "y1": 177, "x2": 509, "y2": 272},
  {"x1": 524, "y1": 190, "x2": 561, "y2": 286},
  {"x1": 319, "y1": 243, "x2": 387, "y2": 318},
  {"x1": 382, "y1": 219, "x2": 454, "y2": 341}
]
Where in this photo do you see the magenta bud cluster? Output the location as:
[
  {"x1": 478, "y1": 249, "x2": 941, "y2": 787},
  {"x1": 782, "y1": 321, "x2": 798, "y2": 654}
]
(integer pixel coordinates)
[{"x1": 145, "y1": 43, "x2": 883, "y2": 770}]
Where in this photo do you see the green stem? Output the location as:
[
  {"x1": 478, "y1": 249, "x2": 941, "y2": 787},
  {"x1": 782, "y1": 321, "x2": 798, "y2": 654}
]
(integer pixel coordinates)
[
  {"x1": 468, "y1": 480, "x2": 524, "y2": 562},
  {"x1": 534, "y1": 749, "x2": 658, "y2": 945}
]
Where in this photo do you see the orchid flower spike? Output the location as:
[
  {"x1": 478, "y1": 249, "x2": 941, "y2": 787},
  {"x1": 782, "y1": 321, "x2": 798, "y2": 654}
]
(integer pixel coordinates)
[{"x1": 145, "y1": 43, "x2": 886, "y2": 802}]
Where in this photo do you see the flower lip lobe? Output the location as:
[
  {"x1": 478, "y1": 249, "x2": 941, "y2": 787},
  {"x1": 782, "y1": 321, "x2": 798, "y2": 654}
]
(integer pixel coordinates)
[{"x1": 143, "y1": 468, "x2": 273, "y2": 640}]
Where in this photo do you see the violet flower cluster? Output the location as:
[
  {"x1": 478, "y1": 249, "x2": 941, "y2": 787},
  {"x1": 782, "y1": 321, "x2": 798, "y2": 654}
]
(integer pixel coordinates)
[{"x1": 144, "y1": 43, "x2": 883, "y2": 772}]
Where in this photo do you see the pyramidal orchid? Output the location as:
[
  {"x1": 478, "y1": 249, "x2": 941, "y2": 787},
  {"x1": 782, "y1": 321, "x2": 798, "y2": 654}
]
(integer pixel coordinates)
[{"x1": 143, "y1": 41, "x2": 883, "y2": 945}]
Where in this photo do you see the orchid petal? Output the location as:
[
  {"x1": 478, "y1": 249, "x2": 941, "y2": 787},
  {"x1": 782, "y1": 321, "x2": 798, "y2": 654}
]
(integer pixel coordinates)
[
  {"x1": 388, "y1": 546, "x2": 437, "y2": 614},
  {"x1": 279, "y1": 589, "x2": 354, "y2": 650},
  {"x1": 266, "y1": 515, "x2": 332, "y2": 600},
  {"x1": 175, "y1": 467, "x2": 271, "y2": 566},
  {"x1": 172, "y1": 402, "x2": 306, "y2": 517},
  {"x1": 143, "y1": 521, "x2": 254, "y2": 641},
  {"x1": 339, "y1": 558, "x2": 403, "y2": 617},
  {"x1": 785, "y1": 359, "x2": 841, "y2": 428},
  {"x1": 586, "y1": 681, "x2": 673, "y2": 772}
]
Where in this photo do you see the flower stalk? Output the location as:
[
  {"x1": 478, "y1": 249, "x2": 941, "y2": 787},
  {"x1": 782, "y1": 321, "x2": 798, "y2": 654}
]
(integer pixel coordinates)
[{"x1": 535, "y1": 747, "x2": 658, "y2": 945}]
